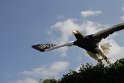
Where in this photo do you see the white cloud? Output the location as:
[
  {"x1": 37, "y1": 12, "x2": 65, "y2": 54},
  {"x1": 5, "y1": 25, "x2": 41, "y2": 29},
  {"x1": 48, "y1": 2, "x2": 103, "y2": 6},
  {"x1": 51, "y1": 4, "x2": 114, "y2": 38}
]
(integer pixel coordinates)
[
  {"x1": 50, "y1": 61, "x2": 69, "y2": 72},
  {"x1": 50, "y1": 19, "x2": 80, "y2": 56},
  {"x1": 79, "y1": 20, "x2": 103, "y2": 35},
  {"x1": 12, "y1": 78, "x2": 38, "y2": 83},
  {"x1": 51, "y1": 18, "x2": 80, "y2": 42},
  {"x1": 50, "y1": 18, "x2": 124, "y2": 63},
  {"x1": 12, "y1": 61, "x2": 69, "y2": 83},
  {"x1": 22, "y1": 61, "x2": 69, "y2": 79},
  {"x1": 121, "y1": 16, "x2": 124, "y2": 21},
  {"x1": 81, "y1": 10, "x2": 102, "y2": 17},
  {"x1": 106, "y1": 40, "x2": 124, "y2": 63}
]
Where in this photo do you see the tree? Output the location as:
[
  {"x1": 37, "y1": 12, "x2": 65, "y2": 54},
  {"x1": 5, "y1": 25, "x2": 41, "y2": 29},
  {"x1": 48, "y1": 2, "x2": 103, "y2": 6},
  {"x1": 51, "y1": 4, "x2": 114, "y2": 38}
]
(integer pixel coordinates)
[
  {"x1": 42, "y1": 58, "x2": 124, "y2": 83},
  {"x1": 42, "y1": 79, "x2": 59, "y2": 83}
]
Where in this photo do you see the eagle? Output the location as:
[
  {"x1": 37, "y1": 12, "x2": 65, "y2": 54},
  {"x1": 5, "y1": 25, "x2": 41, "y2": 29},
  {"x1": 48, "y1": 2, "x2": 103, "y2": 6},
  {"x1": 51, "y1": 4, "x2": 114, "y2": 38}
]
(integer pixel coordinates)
[{"x1": 32, "y1": 22, "x2": 124, "y2": 64}]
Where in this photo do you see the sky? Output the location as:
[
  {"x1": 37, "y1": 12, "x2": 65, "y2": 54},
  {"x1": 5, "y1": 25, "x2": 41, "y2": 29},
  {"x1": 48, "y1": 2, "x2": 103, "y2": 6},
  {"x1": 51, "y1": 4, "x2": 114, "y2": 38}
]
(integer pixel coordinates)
[{"x1": 1, "y1": 0, "x2": 124, "y2": 83}]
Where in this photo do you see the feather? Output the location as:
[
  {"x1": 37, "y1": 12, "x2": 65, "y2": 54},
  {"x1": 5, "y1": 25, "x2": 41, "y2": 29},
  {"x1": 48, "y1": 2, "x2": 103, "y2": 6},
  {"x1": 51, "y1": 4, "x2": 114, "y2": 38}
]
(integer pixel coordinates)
[
  {"x1": 93, "y1": 22, "x2": 124, "y2": 42},
  {"x1": 100, "y1": 42, "x2": 112, "y2": 54},
  {"x1": 32, "y1": 41, "x2": 74, "y2": 52},
  {"x1": 32, "y1": 44, "x2": 56, "y2": 52}
]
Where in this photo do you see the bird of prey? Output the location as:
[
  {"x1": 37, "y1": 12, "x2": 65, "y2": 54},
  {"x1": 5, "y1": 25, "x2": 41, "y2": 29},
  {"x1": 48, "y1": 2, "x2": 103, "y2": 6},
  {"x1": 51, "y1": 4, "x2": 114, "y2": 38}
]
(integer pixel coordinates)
[{"x1": 32, "y1": 22, "x2": 124, "y2": 64}]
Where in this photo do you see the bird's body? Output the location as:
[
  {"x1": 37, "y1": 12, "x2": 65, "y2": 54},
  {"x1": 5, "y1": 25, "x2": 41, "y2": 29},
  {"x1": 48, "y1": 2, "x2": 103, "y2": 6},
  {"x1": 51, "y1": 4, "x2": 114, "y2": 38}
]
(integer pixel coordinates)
[
  {"x1": 73, "y1": 36, "x2": 98, "y2": 53},
  {"x1": 32, "y1": 22, "x2": 124, "y2": 64}
]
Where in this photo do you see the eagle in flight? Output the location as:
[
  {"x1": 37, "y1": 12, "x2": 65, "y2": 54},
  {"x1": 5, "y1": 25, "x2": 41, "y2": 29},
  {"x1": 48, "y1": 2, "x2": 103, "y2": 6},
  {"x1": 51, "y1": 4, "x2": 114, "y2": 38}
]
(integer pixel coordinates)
[{"x1": 32, "y1": 22, "x2": 124, "y2": 64}]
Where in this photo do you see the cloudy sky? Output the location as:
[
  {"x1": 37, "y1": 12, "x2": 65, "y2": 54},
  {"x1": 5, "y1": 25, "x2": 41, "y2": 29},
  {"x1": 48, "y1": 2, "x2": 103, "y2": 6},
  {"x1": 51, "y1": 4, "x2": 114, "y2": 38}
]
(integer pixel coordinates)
[{"x1": 1, "y1": 0, "x2": 124, "y2": 83}]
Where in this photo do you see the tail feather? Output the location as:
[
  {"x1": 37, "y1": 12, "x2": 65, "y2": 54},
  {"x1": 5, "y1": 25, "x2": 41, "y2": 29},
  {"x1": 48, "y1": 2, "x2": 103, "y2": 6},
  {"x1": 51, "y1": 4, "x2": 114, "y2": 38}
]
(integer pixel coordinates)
[{"x1": 100, "y1": 43, "x2": 112, "y2": 54}]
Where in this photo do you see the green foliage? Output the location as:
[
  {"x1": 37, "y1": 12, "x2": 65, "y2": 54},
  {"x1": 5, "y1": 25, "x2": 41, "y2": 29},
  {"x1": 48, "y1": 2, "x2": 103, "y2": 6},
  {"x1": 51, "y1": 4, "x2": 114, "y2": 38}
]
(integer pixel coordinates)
[
  {"x1": 42, "y1": 79, "x2": 59, "y2": 83},
  {"x1": 42, "y1": 58, "x2": 124, "y2": 83}
]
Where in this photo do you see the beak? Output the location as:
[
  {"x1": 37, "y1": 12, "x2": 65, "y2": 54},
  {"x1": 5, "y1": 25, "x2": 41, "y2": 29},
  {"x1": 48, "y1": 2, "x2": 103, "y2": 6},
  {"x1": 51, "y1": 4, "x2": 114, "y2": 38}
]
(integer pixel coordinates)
[{"x1": 72, "y1": 30, "x2": 78, "y2": 34}]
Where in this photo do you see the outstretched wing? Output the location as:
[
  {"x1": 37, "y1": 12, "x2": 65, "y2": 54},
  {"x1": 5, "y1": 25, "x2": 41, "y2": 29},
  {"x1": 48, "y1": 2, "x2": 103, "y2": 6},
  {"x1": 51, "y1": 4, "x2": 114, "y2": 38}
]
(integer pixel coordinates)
[
  {"x1": 93, "y1": 22, "x2": 124, "y2": 42},
  {"x1": 32, "y1": 44, "x2": 56, "y2": 52},
  {"x1": 32, "y1": 41, "x2": 74, "y2": 52}
]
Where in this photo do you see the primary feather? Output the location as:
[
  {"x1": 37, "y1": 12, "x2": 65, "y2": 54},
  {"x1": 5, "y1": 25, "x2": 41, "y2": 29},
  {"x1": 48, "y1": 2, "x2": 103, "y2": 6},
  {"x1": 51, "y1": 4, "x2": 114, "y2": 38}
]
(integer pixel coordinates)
[{"x1": 32, "y1": 44, "x2": 56, "y2": 52}]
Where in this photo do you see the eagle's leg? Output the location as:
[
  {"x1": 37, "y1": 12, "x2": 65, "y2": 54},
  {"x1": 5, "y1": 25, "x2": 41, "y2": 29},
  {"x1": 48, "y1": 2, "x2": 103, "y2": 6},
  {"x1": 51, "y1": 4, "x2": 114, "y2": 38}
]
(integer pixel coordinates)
[
  {"x1": 86, "y1": 51, "x2": 103, "y2": 64},
  {"x1": 97, "y1": 59, "x2": 103, "y2": 64},
  {"x1": 104, "y1": 56, "x2": 111, "y2": 64},
  {"x1": 97, "y1": 45, "x2": 111, "y2": 64}
]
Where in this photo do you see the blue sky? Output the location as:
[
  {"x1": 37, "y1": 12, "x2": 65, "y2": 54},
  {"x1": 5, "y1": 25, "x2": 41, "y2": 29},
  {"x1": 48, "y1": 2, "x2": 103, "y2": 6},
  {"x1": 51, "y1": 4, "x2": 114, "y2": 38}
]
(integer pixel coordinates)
[{"x1": 1, "y1": 0, "x2": 124, "y2": 83}]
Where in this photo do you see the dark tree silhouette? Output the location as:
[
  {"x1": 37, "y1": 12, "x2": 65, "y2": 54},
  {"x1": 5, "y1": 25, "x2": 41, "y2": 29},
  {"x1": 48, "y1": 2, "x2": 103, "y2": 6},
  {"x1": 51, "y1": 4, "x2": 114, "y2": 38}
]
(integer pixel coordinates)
[
  {"x1": 42, "y1": 58, "x2": 124, "y2": 83},
  {"x1": 42, "y1": 79, "x2": 59, "y2": 83}
]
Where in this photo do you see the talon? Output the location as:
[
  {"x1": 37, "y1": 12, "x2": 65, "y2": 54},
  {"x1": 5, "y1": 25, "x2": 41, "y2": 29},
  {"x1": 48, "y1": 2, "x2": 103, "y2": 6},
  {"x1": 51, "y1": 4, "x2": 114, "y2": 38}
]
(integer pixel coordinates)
[
  {"x1": 98, "y1": 59, "x2": 103, "y2": 64},
  {"x1": 104, "y1": 57, "x2": 111, "y2": 64}
]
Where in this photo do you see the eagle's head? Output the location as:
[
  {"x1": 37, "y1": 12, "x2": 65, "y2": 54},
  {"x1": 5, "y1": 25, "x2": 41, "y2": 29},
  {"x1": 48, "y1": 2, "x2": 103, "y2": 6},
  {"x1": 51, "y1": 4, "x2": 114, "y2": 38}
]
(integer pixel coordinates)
[
  {"x1": 72, "y1": 30, "x2": 80, "y2": 34},
  {"x1": 72, "y1": 30, "x2": 85, "y2": 40}
]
